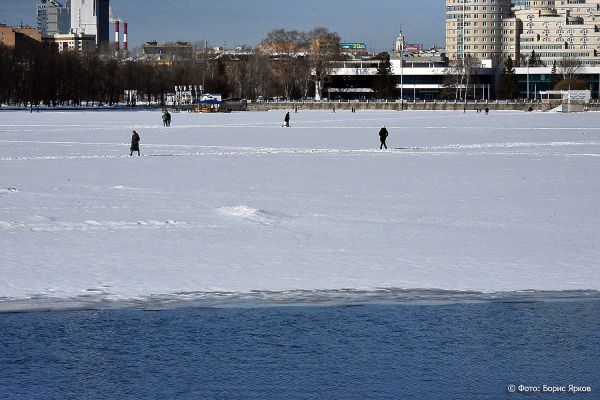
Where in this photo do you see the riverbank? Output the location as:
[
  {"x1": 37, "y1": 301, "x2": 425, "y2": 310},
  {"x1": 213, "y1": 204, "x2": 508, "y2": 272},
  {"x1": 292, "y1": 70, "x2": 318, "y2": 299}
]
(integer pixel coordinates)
[
  {"x1": 247, "y1": 100, "x2": 600, "y2": 112},
  {"x1": 4, "y1": 100, "x2": 600, "y2": 113}
]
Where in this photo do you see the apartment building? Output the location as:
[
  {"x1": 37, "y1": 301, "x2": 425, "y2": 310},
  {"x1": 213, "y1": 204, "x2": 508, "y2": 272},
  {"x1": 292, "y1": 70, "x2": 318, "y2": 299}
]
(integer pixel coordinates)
[
  {"x1": 515, "y1": 0, "x2": 600, "y2": 66},
  {"x1": 447, "y1": 0, "x2": 600, "y2": 66},
  {"x1": 445, "y1": 0, "x2": 514, "y2": 63}
]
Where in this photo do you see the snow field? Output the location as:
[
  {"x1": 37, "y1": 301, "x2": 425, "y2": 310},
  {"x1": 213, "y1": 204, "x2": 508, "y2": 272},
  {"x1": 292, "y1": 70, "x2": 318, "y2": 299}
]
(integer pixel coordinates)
[{"x1": 1, "y1": 109, "x2": 599, "y2": 308}]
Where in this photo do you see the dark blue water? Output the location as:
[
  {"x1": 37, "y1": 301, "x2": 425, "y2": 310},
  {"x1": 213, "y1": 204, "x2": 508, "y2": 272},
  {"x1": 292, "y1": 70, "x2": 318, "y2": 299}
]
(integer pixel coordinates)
[{"x1": 1, "y1": 300, "x2": 599, "y2": 399}]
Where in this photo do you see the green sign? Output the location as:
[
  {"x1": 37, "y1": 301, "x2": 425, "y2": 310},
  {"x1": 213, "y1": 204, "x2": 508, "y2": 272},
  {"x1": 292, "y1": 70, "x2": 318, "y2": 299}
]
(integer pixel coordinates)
[{"x1": 340, "y1": 43, "x2": 367, "y2": 50}]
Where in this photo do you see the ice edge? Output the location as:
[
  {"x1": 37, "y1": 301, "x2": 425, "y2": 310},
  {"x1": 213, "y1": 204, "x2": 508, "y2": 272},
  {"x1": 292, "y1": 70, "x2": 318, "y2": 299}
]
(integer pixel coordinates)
[{"x1": 1, "y1": 288, "x2": 600, "y2": 313}]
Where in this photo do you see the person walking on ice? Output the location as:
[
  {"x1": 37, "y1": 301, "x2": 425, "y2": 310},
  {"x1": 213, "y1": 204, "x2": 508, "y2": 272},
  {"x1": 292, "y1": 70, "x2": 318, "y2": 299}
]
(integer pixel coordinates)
[
  {"x1": 379, "y1": 126, "x2": 389, "y2": 149},
  {"x1": 162, "y1": 110, "x2": 171, "y2": 127},
  {"x1": 284, "y1": 112, "x2": 290, "y2": 127},
  {"x1": 130, "y1": 130, "x2": 141, "y2": 156}
]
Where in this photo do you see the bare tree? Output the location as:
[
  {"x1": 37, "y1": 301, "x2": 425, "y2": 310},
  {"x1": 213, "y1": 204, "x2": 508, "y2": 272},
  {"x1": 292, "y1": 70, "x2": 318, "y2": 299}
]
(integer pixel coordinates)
[
  {"x1": 442, "y1": 55, "x2": 479, "y2": 101},
  {"x1": 260, "y1": 29, "x2": 306, "y2": 99},
  {"x1": 558, "y1": 56, "x2": 583, "y2": 79},
  {"x1": 307, "y1": 27, "x2": 341, "y2": 100},
  {"x1": 247, "y1": 52, "x2": 271, "y2": 100}
]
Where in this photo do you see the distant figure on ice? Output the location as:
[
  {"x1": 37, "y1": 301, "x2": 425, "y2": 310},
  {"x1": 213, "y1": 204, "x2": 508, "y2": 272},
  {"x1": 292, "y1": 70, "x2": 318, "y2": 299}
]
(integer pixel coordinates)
[
  {"x1": 162, "y1": 110, "x2": 171, "y2": 127},
  {"x1": 485, "y1": 107, "x2": 489, "y2": 115},
  {"x1": 379, "y1": 126, "x2": 389, "y2": 149},
  {"x1": 130, "y1": 130, "x2": 141, "y2": 156},
  {"x1": 332, "y1": 106, "x2": 336, "y2": 113},
  {"x1": 284, "y1": 112, "x2": 290, "y2": 127}
]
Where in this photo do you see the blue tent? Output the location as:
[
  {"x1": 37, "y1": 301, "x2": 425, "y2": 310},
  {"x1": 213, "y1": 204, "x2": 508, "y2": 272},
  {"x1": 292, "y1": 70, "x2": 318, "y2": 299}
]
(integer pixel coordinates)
[{"x1": 198, "y1": 99, "x2": 223, "y2": 105}]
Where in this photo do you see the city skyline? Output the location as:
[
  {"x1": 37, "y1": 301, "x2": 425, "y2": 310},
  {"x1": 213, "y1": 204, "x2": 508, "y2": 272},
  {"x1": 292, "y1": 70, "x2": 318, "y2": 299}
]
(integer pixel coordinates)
[{"x1": 0, "y1": 0, "x2": 445, "y2": 52}]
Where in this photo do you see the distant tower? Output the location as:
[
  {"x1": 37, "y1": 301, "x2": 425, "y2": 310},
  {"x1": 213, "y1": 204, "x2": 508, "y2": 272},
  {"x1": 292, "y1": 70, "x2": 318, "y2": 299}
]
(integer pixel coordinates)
[
  {"x1": 37, "y1": 0, "x2": 66, "y2": 34},
  {"x1": 37, "y1": 0, "x2": 49, "y2": 34},
  {"x1": 395, "y1": 31, "x2": 405, "y2": 56},
  {"x1": 49, "y1": 0, "x2": 71, "y2": 35},
  {"x1": 114, "y1": 20, "x2": 119, "y2": 51},
  {"x1": 97, "y1": 0, "x2": 109, "y2": 45},
  {"x1": 70, "y1": 0, "x2": 109, "y2": 46},
  {"x1": 123, "y1": 21, "x2": 128, "y2": 52}
]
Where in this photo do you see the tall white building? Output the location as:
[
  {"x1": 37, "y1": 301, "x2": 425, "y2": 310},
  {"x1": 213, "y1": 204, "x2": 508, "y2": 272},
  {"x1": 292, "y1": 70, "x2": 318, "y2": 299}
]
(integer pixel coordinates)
[
  {"x1": 447, "y1": 0, "x2": 600, "y2": 66},
  {"x1": 70, "y1": 0, "x2": 109, "y2": 46},
  {"x1": 446, "y1": 0, "x2": 514, "y2": 63}
]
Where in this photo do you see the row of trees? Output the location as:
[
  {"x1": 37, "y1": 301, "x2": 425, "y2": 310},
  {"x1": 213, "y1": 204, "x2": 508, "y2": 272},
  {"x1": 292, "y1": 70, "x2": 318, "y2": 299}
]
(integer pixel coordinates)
[
  {"x1": 0, "y1": 31, "x2": 592, "y2": 106},
  {"x1": 0, "y1": 27, "x2": 343, "y2": 107},
  {"x1": 0, "y1": 44, "x2": 229, "y2": 107}
]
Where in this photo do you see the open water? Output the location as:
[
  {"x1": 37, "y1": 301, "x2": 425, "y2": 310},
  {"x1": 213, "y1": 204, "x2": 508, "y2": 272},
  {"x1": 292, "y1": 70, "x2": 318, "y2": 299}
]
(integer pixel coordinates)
[{"x1": 1, "y1": 298, "x2": 599, "y2": 399}]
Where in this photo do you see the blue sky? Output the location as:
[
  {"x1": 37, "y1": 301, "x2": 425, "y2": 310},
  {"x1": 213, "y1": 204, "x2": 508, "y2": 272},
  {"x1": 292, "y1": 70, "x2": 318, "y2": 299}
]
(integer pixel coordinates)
[{"x1": 0, "y1": 0, "x2": 444, "y2": 52}]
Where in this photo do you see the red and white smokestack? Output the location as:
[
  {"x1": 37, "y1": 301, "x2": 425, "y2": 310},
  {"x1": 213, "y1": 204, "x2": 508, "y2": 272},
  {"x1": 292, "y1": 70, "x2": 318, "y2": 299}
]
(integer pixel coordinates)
[
  {"x1": 123, "y1": 22, "x2": 128, "y2": 51},
  {"x1": 115, "y1": 20, "x2": 120, "y2": 51}
]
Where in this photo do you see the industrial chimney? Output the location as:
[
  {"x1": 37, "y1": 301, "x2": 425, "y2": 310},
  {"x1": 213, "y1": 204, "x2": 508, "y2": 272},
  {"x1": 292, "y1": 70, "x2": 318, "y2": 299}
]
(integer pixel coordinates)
[
  {"x1": 123, "y1": 22, "x2": 128, "y2": 52},
  {"x1": 115, "y1": 20, "x2": 120, "y2": 51}
]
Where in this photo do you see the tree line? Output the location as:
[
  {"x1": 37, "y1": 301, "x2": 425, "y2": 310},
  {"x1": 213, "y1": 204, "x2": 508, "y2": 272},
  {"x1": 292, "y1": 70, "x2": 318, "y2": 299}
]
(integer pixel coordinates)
[
  {"x1": 0, "y1": 27, "x2": 341, "y2": 107},
  {"x1": 4, "y1": 29, "x2": 586, "y2": 106}
]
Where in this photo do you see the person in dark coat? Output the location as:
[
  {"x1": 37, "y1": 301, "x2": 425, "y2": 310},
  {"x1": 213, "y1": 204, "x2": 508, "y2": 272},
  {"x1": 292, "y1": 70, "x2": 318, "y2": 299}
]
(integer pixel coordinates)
[
  {"x1": 284, "y1": 112, "x2": 290, "y2": 127},
  {"x1": 162, "y1": 111, "x2": 172, "y2": 127},
  {"x1": 485, "y1": 107, "x2": 489, "y2": 115},
  {"x1": 379, "y1": 126, "x2": 389, "y2": 149},
  {"x1": 130, "y1": 130, "x2": 141, "y2": 156}
]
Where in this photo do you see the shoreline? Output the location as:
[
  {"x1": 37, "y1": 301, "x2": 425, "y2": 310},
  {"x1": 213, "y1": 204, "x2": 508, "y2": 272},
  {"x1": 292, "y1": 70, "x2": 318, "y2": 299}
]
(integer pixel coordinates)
[
  {"x1": 2, "y1": 289, "x2": 600, "y2": 314},
  {"x1": 4, "y1": 100, "x2": 600, "y2": 113}
]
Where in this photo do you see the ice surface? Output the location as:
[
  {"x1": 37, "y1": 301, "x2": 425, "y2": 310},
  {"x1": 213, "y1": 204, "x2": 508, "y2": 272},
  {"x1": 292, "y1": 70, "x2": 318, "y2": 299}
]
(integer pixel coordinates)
[{"x1": 1, "y1": 109, "x2": 599, "y2": 309}]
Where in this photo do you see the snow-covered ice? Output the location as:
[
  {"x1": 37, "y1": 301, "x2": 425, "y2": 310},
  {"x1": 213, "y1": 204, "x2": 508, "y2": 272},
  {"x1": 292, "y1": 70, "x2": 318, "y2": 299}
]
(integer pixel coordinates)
[{"x1": 1, "y1": 109, "x2": 599, "y2": 309}]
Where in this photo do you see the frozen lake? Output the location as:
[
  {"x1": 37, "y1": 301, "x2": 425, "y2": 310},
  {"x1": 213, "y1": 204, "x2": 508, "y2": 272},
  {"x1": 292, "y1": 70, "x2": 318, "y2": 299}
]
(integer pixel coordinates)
[{"x1": 1, "y1": 109, "x2": 599, "y2": 310}]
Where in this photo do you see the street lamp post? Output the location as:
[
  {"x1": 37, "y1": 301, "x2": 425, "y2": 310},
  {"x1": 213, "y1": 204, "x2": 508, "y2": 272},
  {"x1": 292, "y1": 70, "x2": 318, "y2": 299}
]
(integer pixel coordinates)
[
  {"x1": 400, "y1": 51, "x2": 404, "y2": 109},
  {"x1": 526, "y1": 57, "x2": 530, "y2": 100}
]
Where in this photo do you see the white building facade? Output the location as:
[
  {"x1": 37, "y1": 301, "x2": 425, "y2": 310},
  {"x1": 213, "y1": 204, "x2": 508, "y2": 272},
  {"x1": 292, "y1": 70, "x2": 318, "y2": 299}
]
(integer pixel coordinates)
[
  {"x1": 48, "y1": 33, "x2": 96, "y2": 53},
  {"x1": 70, "y1": 0, "x2": 109, "y2": 46}
]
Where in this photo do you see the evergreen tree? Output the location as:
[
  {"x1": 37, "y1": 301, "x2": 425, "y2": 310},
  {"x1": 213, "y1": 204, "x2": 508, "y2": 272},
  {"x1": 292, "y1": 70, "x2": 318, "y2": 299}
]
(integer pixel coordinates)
[
  {"x1": 550, "y1": 61, "x2": 561, "y2": 89},
  {"x1": 496, "y1": 56, "x2": 518, "y2": 99},
  {"x1": 372, "y1": 53, "x2": 398, "y2": 99},
  {"x1": 528, "y1": 50, "x2": 542, "y2": 67}
]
